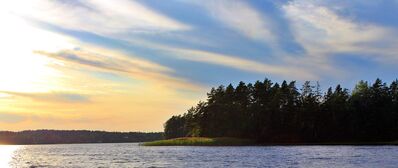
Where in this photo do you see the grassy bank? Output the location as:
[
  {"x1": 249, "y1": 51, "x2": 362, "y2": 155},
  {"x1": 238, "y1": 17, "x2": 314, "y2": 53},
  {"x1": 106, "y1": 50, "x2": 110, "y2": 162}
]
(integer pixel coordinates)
[
  {"x1": 142, "y1": 137, "x2": 256, "y2": 146},
  {"x1": 143, "y1": 137, "x2": 398, "y2": 146}
]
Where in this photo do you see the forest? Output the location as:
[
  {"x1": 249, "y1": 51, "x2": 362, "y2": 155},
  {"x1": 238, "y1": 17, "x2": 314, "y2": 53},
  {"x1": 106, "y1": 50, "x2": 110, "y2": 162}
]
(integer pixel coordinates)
[
  {"x1": 0, "y1": 130, "x2": 163, "y2": 144},
  {"x1": 164, "y1": 78, "x2": 398, "y2": 143}
]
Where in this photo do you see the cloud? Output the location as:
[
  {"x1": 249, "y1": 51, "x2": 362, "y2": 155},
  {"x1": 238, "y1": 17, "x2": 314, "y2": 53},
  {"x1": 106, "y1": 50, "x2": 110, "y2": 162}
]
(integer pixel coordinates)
[
  {"x1": 111, "y1": 33, "x2": 318, "y2": 80},
  {"x1": 201, "y1": 0, "x2": 276, "y2": 43},
  {"x1": 273, "y1": 0, "x2": 398, "y2": 79},
  {"x1": 34, "y1": 48, "x2": 172, "y2": 75},
  {"x1": 0, "y1": 111, "x2": 107, "y2": 126},
  {"x1": 0, "y1": 113, "x2": 25, "y2": 123},
  {"x1": 6, "y1": 0, "x2": 190, "y2": 37},
  {"x1": 283, "y1": 1, "x2": 385, "y2": 54},
  {"x1": 161, "y1": 47, "x2": 318, "y2": 80},
  {"x1": 34, "y1": 47, "x2": 203, "y2": 91},
  {"x1": 0, "y1": 91, "x2": 90, "y2": 103},
  {"x1": 282, "y1": 0, "x2": 398, "y2": 61}
]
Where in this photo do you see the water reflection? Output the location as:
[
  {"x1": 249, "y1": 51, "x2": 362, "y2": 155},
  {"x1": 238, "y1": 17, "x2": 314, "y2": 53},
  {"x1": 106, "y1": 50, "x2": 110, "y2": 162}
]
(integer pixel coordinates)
[{"x1": 0, "y1": 145, "x2": 19, "y2": 168}]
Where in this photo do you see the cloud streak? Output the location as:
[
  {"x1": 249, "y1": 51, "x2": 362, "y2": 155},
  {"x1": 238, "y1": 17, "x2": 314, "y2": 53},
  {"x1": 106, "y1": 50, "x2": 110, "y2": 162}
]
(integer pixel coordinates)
[
  {"x1": 201, "y1": 0, "x2": 276, "y2": 43},
  {"x1": 282, "y1": 0, "x2": 398, "y2": 62},
  {"x1": 123, "y1": 38, "x2": 318, "y2": 79},
  {"x1": 164, "y1": 47, "x2": 318, "y2": 80},
  {"x1": 34, "y1": 47, "x2": 204, "y2": 91},
  {"x1": 6, "y1": 0, "x2": 190, "y2": 37},
  {"x1": 34, "y1": 48, "x2": 172, "y2": 75},
  {"x1": 269, "y1": 0, "x2": 398, "y2": 79},
  {"x1": 0, "y1": 91, "x2": 90, "y2": 103},
  {"x1": 0, "y1": 113, "x2": 25, "y2": 123}
]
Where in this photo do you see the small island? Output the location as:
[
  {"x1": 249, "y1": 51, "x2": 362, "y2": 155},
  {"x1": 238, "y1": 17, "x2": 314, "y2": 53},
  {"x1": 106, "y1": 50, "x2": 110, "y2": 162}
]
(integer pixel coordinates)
[
  {"x1": 142, "y1": 137, "x2": 398, "y2": 146},
  {"x1": 142, "y1": 137, "x2": 255, "y2": 146},
  {"x1": 145, "y1": 78, "x2": 398, "y2": 146}
]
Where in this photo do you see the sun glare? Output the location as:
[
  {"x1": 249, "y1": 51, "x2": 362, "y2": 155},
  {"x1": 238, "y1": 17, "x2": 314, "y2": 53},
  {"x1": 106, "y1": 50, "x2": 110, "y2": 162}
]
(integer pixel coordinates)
[
  {"x1": 0, "y1": 145, "x2": 19, "y2": 168},
  {"x1": 0, "y1": 11, "x2": 74, "y2": 93}
]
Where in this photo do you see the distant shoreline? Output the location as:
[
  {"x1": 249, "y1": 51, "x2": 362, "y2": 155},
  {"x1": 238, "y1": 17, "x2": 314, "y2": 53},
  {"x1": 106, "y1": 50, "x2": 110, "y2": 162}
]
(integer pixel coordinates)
[
  {"x1": 0, "y1": 130, "x2": 164, "y2": 145},
  {"x1": 142, "y1": 137, "x2": 398, "y2": 146},
  {"x1": 0, "y1": 142, "x2": 145, "y2": 146}
]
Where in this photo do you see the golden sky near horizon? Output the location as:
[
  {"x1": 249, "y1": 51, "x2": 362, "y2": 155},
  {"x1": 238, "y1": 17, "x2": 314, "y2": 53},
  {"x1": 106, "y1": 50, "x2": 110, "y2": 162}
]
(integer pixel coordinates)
[
  {"x1": 0, "y1": 1, "x2": 206, "y2": 131},
  {"x1": 0, "y1": 20, "x2": 203, "y2": 131}
]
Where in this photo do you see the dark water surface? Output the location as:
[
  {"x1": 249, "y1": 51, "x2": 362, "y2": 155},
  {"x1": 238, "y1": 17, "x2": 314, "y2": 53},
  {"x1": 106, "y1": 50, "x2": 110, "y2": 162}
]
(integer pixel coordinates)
[{"x1": 2, "y1": 143, "x2": 397, "y2": 167}]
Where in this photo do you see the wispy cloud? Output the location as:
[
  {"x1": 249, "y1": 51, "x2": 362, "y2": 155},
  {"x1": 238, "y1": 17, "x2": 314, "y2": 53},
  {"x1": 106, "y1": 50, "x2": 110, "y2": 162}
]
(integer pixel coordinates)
[
  {"x1": 34, "y1": 48, "x2": 172, "y2": 75},
  {"x1": 0, "y1": 111, "x2": 110, "y2": 127},
  {"x1": 0, "y1": 91, "x2": 90, "y2": 103},
  {"x1": 164, "y1": 47, "x2": 317, "y2": 80},
  {"x1": 282, "y1": 0, "x2": 398, "y2": 62},
  {"x1": 34, "y1": 47, "x2": 203, "y2": 91},
  {"x1": 122, "y1": 38, "x2": 318, "y2": 80},
  {"x1": 0, "y1": 113, "x2": 25, "y2": 123},
  {"x1": 201, "y1": 0, "x2": 276, "y2": 43},
  {"x1": 273, "y1": 0, "x2": 398, "y2": 80},
  {"x1": 7, "y1": 0, "x2": 189, "y2": 37}
]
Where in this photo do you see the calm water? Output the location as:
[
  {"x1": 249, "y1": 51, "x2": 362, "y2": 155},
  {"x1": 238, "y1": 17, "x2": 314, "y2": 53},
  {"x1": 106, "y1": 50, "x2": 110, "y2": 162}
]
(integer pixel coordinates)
[{"x1": 1, "y1": 143, "x2": 397, "y2": 168}]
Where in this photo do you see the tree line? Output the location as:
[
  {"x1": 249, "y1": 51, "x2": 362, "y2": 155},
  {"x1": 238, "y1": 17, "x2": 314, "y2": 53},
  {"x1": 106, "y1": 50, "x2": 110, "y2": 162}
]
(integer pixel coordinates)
[
  {"x1": 0, "y1": 130, "x2": 163, "y2": 144},
  {"x1": 164, "y1": 78, "x2": 398, "y2": 143}
]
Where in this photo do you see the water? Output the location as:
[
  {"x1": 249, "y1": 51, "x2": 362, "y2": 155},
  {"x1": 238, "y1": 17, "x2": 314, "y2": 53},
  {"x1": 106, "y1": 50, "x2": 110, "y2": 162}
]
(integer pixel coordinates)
[{"x1": 1, "y1": 143, "x2": 397, "y2": 168}]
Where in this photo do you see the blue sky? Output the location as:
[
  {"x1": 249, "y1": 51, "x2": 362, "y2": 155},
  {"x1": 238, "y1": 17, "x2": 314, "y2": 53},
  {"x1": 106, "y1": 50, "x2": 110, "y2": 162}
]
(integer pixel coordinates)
[
  {"x1": 0, "y1": 0, "x2": 397, "y2": 131},
  {"x1": 36, "y1": 0, "x2": 398, "y2": 88},
  {"x1": 29, "y1": 0, "x2": 398, "y2": 87}
]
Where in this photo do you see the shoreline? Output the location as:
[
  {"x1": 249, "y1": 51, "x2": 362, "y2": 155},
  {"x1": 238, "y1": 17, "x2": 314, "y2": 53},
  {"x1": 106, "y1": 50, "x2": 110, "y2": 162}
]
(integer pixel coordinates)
[
  {"x1": 1, "y1": 138, "x2": 397, "y2": 146},
  {"x1": 142, "y1": 137, "x2": 398, "y2": 146},
  {"x1": 1, "y1": 142, "x2": 397, "y2": 146},
  {"x1": 0, "y1": 142, "x2": 146, "y2": 146}
]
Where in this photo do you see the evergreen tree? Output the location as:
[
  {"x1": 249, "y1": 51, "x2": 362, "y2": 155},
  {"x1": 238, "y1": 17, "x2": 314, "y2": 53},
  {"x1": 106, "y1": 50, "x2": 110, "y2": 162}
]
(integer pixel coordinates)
[{"x1": 164, "y1": 78, "x2": 398, "y2": 143}]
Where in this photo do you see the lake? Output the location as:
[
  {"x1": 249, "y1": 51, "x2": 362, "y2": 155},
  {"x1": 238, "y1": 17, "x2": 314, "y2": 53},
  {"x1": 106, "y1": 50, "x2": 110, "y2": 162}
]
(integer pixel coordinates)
[{"x1": 1, "y1": 143, "x2": 397, "y2": 167}]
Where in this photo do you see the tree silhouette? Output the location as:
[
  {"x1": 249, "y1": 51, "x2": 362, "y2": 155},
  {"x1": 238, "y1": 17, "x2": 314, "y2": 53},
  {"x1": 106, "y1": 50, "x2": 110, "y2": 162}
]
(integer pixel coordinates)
[{"x1": 164, "y1": 78, "x2": 398, "y2": 143}]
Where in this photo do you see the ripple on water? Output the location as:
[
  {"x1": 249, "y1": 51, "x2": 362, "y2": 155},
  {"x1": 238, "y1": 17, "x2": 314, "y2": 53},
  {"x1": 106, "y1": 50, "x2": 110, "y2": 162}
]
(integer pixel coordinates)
[{"x1": 3, "y1": 144, "x2": 398, "y2": 168}]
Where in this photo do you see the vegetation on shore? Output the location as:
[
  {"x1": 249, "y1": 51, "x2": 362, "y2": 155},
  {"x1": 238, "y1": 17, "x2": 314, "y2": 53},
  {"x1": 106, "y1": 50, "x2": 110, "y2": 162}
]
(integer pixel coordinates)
[
  {"x1": 143, "y1": 138, "x2": 398, "y2": 146},
  {"x1": 142, "y1": 137, "x2": 255, "y2": 146},
  {"x1": 163, "y1": 78, "x2": 398, "y2": 144},
  {"x1": 0, "y1": 130, "x2": 164, "y2": 145}
]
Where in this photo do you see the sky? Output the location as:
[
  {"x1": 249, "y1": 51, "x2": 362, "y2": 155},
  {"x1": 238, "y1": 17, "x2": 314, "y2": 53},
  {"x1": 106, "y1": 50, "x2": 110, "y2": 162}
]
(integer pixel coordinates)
[{"x1": 0, "y1": 0, "x2": 397, "y2": 132}]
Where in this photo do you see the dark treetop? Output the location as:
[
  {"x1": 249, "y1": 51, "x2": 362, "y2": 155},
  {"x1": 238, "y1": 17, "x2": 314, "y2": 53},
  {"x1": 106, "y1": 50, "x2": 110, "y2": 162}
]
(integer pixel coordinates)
[
  {"x1": 0, "y1": 130, "x2": 163, "y2": 144},
  {"x1": 164, "y1": 78, "x2": 398, "y2": 143}
]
